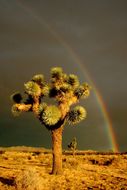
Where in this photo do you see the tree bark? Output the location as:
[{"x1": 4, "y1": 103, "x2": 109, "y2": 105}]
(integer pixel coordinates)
[{"x1": 51, "y1": 127, "x2": 63, "y2": 175}]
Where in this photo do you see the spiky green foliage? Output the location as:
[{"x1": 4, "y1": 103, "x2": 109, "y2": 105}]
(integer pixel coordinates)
[
  {"x1": 11, "y1": 67, "x2": 90, "y2": 127},
  {"x1": 67, "y1": 74, "x2": 79, "y2": 88},
  {"x1": 82, "y1": 83, "x2": 90, "y2": 97},
  {"x1": 59, "y1": 83, "x2": 71, "y2": 93},
  {"x1": 24, "y1": 81, "x2": 41, "y2": 97},
  {"x1": 38, "y1": 103, "x2": 47, "y2": 114},
  {"x1": 67, "y1": 106, "x2": 87, "y2": 125},
  {"x1": 32, "y1": 74, "x2": 44, "y2": 86},
  {"x1": 51, "y1": 67, "x2": 63, "y2": 80},
  {"x1": 68, "y1": 137, "x2": 77, "y2": 150},
  {"x1": 41, "y1": 105, "x2": 61, "y2": 126},
  {"x1": 41, "y1": 85, "x2": 50, "y2": 96},
  {"x1": 11, "y1": 92, "x2": 22, "y2": 103},
  {"x1": 74, "y1": 86, "x2": 84, "y2": 99},
  {"x1": 74, "y1": 83, "x2": 90, "y2": 99},
  {"x1": 49, "y1": 81, "x2": 71, "y2": 99}
]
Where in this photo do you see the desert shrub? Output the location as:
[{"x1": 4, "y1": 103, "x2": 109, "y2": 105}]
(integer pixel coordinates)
[
  {"x1": 27, "y1": 156, "x2": 32, "y2": 160},
  {"x1": 62, "y1": 158, "x2": 67, "y2": 162},
  {"x1": 0, "y1": 150, "x2": 5, "y2": 154},
  {"x1": 64, "y1": 157, "x2": 79, "y2": 169},
  {"x1": 89, "y1": 157, "x2": 114, "y2": 166},
  {"x1": 32, "y1": 151, "x2": 41, "y2": 156},
  {"x1": 16, "y1": 167, "x2": 44, "y2": 190},
  {"x1": 3, "y1": 156, "x2": 8, "y2": 160}
]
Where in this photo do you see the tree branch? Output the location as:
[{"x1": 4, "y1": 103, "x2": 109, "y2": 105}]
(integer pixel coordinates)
[{"x1": 14, "y1": 103, "x2": 32, "y2": 112}]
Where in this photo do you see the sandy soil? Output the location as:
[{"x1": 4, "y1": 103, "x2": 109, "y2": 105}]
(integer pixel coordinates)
[{"x1": 0, "y1": 147, "x2": 127, "y2": 190}]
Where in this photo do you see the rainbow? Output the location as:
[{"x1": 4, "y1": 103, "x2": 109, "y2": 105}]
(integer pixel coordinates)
[
  {"x1": 58, "y1": 44, "x2": 119, "y2": 152},
  {"x1": 15, "y1": 0, "x2": 119, "y2": 152}
]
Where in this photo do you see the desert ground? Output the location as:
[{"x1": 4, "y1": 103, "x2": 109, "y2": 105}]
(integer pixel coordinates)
[{"x1": 0, "y1": 147, "x2": 127, "y2": 190}]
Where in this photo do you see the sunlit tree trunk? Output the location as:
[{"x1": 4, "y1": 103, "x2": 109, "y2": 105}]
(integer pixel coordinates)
[{"x1": 51, "y1": 127, "x2": 63, "y2": 175}]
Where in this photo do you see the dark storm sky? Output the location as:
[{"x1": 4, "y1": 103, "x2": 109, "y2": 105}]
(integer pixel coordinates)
[{"x1": 0, "y1": 0, "x2": 127, "y2": 151}]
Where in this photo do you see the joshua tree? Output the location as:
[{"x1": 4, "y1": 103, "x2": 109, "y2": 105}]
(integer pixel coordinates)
[
  {"x1": 68, "y1": 137, "x2": 77, "y2": 156},
  {"x1": 11, "y1": 67, "x2": 90, "y2": 175}
]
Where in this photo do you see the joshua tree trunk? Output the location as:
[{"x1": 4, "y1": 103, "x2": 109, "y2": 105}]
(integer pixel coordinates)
[{"x1": 51, "y1": 126, "x2": 63, "y2": 175}]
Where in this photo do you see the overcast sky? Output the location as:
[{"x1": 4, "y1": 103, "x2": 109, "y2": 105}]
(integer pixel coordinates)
[{"x1": 0, "y1": 0, "x2": 127, "y2": 151}]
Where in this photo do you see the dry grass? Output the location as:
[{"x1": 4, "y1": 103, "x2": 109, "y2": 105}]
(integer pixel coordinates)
[{"x1": 0, "y1": 147, "x2": 127, "y2": 190}]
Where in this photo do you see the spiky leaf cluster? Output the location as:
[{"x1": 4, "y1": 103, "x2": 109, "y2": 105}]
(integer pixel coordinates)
[
  {"x1": 67, "y1": 74, "x2": 79, "y2": 88},
  {"x1": 51, "y1": 67, "x2": 63, "y2": 81},
  {"x1": 82, "y1": 83, "x2": 90, "y2": 97},
  {"x1": 38, "y1": 103, "x2": 47, "y2": 114},
  {"x1": 49, "y1": 67, "x2": 90, "y2": 104},
  {"x1": 24, "y1": 81, "x2": 41, "y2": 97},
  {"x1": 74, "y1": 86, "x2": 84, "y2": 99},
  {"x1": 50, "y1": 69, "x2": 81, "y2": 103},
  {"x1": 49, "y1": 83, "x2": 71, "y2": 98},
  {"x1": 74, "y1": 83, "x2": 90, "y2": 99},
  {"x1": 41, "y1": 85, "x2": 49, "y2": 96},
  {"x1": 32, "y1": 74, "x2": 44, "y2": 86},
  {"x1": 59, "y1": 83, "x2": 71, "y2": 93},
  {"x1": 68, "y1": 137, "x2": 77, "y2": 150},
  {"x1": 41, "y1": 105, "x2": 61, "y2": 126},
  {"x1": 11, "y1": 67, "x2": 90, "y2": 130},
  {"x1": 67, "y1": 106, "x2": 87, "y2": 125}
]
